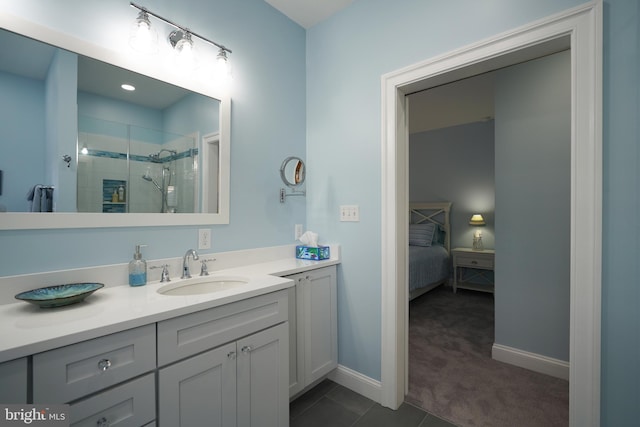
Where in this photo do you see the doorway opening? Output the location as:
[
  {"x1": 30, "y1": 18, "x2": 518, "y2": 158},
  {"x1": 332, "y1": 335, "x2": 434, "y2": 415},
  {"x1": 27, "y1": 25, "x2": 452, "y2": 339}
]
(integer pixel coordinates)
[{"x1": 380, "y1": 4, "x2": 601, "y2": 426}]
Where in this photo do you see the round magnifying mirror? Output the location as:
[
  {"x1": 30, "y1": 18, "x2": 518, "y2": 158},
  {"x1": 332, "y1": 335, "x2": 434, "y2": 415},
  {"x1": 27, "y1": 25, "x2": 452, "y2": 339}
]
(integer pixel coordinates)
[{"x1": 280, "y1": 157, "x2": 305, "y2": 188}]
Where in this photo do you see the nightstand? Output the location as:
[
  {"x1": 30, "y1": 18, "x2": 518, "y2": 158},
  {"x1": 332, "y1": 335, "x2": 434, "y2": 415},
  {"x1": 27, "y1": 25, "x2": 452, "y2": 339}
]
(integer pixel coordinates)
[{"x1": 451, "y1": 247, "x2": 495, "y2": 293}]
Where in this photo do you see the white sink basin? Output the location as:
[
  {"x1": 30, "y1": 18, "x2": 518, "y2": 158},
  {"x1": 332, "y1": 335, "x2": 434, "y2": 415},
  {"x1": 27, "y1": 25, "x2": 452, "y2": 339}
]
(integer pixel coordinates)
[{"x1": 157, "y1": 276, "x2": 249, "y2": 296}]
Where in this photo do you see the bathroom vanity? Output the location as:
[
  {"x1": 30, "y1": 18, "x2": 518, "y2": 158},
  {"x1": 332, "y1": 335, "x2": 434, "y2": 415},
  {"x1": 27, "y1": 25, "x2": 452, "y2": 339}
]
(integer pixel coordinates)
[{"x1": 0, "y1": 245, "x2": 339, "y2": 427}]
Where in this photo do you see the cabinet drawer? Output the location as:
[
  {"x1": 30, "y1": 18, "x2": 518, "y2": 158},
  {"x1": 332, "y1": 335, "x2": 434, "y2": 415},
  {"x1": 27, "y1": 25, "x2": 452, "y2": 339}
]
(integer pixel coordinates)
[
  {"x1": 70, "y1": 373, "x2": 155, "y2": 427},
  {"x1": 33, "y1": 324, "x2": 156, "y2": 403},
  {"x1": 158, "y1": 290, "x2": 288, "y2": 366},
  {"x1": 456, "y1": 254, "x2": 493, "y2": 269}
]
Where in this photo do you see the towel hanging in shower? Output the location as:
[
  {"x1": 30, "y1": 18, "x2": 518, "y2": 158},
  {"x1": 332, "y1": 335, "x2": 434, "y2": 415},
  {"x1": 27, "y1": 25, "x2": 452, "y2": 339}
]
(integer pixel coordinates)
[{"x1": 26, "y1": 185, "x2": 54, "y2": 212}]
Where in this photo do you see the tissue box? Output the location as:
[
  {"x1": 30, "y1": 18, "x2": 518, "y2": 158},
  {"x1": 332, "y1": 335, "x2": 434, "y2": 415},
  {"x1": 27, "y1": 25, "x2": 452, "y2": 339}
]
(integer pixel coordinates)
[{"x1": 296, "y1": 245, "x2": 330, "y2": 261}]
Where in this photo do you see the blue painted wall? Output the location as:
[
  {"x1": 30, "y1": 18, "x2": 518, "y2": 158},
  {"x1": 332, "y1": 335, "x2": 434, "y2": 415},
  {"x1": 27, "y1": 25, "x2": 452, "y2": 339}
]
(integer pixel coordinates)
[
  {"x1": 0, "y1": 71, "x2": 46, "y2": 211},
  {"x1": 307, "y1": 0, "x2": 638, "y2": 424},
  {"x1": 494, "y1": 51, "x2": 571, "y2": 361},
  {"x1": 78, "y1": 91, "x2": 164, "y2": 142},
  {"x1": 306, "y1": 0, "x2": 585, "y2": 385},
  {"x1": 601, "y1": 0, "x2": 639, "y2": 424},
  {"x1": 45, "y1": 49, "x2": 77, "y2": 213}
]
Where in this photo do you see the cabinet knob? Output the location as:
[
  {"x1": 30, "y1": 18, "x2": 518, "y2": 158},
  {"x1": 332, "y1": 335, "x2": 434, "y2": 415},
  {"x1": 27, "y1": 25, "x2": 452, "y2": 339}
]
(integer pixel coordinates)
[
  {"x1": 227, "y1": 351, "x2": 236, "y2": 360},
  {"x1": 96, "y1": 416, "x2": 109, "y2": 426},
  {"x1": 241, "y1": 345, "x2": 253, "y2": 354},
  {"x1": 471, "y1": 260, "x2": 478, "y2": 265},
  {"x1": 97, "y1": 359, "x2": 112, "y2": 371}
]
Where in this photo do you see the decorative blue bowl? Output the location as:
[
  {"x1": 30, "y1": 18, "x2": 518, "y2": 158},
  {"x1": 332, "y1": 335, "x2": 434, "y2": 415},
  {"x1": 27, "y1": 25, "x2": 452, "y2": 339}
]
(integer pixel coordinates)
[{"x1": 15, "y1": 283, "x2": 104, "y2": 308}]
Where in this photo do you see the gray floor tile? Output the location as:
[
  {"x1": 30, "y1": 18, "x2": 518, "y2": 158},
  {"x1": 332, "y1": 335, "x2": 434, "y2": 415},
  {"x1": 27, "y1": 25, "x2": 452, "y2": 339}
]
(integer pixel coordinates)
[
  {"x1": 326, "y1": 385, "x2": 376, "y2": 416},
  {"x1": 290, "y1": 379, "x2": 339, "y2": 418},
  {"x1": 418, "y1": 412, "x2": 459, "y2": 427},
  {"x1": 290, "y1": 396, "x2": 360, "y2": 427},
  {"x1": 352, "y1": 402, "x2": 427, "y2": 427}
]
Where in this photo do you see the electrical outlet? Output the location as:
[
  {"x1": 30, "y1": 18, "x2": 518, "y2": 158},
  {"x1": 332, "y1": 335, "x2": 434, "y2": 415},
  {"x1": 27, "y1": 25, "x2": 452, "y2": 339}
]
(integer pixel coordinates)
[
  {"x1": 295, "y1": 224, "x2": 304, "y2": 240},
  {"x1": 340, "y1": 205, "x2": 360, "y2": 222},
  {"x1": 198, "y1": 228, "x2": 211, "y2": 249}
]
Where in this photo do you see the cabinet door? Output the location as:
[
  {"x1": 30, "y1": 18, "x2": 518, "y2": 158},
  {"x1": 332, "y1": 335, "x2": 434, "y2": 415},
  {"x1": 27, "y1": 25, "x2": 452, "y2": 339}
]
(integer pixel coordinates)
[
  {"x1": 304, "y1": 266, "x2": 338, "y2": 383},
  {"x1": 158, "y1": 342, "x2": 236, "y2": 427},
  {"x1": 237, "y1": 323, "x2": 289, "y2": 427},
  {"x1": 0, "y1": 357, "x2": 27, "y2": 403}
]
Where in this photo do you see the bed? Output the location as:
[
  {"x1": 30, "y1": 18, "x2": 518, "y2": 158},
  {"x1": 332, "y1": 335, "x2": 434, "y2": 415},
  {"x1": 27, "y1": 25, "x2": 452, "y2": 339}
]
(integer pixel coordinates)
[{"x1": 408, "y1": 202, "x2": 452, "y2": 300}]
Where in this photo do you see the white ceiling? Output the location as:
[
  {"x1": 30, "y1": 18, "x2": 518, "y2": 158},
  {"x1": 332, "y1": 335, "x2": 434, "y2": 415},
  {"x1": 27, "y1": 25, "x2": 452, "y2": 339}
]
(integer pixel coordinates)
[{"x1": 264, "y1": 0, "x2": 354, "y2": 28}]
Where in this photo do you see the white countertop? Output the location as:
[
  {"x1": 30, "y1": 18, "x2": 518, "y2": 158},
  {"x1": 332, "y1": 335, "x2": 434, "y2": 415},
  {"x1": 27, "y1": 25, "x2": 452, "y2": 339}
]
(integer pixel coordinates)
[{"x1": 0, "y1": 254, "x2": 340, "y2": 363}]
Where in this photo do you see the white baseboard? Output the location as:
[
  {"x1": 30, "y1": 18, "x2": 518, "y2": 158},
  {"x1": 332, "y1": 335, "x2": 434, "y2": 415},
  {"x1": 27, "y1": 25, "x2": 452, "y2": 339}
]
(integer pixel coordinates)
[
  {"x1": 328, "y1": 364, "x2": 382, "y2": 403},
  {"x1": 492, "y1": 343, "x2": 569, "y2": 380}
]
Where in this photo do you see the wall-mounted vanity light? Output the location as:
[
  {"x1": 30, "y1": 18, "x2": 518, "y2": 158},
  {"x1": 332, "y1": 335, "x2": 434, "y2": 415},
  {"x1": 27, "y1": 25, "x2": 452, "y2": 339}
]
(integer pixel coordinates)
[
  {"x1": 129, "y1": 2, "x2": 232, "y2": 75},
  {"x1": 279, "y1": 157, "x2": 306, "y2": 203}
]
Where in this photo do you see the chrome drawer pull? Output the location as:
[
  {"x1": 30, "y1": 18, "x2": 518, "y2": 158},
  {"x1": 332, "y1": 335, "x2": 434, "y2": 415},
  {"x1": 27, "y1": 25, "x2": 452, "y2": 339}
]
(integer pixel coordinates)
[
  {"x1": 97, "y1": 359, "x2": 112, "y2": 371},
  {"x1": 97, "y1": 416, "x2": 109, "y2": 426},
  {"x1": 471, "y1": 261, "x2": 478, "y2": 265},
  {"x1": 228, "y1": 351, "x2": 236, "y2": 360},
  {"x1": 241, "y1": 345, "x2": 253, "y2": 354}
]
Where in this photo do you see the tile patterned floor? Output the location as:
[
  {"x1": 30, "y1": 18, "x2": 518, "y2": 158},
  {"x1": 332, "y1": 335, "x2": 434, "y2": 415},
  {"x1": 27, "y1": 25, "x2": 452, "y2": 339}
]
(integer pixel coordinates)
[{"x1": 290, "y1": 380, "x2": 457, "y2": 427}]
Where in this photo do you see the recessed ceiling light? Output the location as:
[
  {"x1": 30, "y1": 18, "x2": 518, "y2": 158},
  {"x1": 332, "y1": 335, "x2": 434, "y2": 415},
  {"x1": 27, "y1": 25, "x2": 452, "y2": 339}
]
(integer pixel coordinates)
[{"x1": 121, "y1": 84, "x2": 136, "y2": 91}]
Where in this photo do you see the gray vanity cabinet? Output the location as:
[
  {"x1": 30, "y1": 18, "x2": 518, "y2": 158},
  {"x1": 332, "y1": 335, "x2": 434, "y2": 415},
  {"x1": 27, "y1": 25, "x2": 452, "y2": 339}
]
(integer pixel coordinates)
[
  {"x1": 287, "y1": 265, "x2": 338, "y2": 397},
  {"x1": 0, "y1": 357, "x2": 28, "y2": 403},
  {"x1": 158, "y1": 342, "x2": 237, "y2": 427},
  {"x1": 157, "y1": 290, "x2": 289, "y2": 427}
]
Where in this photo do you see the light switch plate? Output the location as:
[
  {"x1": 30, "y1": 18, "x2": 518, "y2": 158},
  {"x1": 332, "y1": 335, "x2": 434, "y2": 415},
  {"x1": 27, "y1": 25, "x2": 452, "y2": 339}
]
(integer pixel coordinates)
[{"x1": 340, "y1": 205, "x2": 360, "y2": 222}]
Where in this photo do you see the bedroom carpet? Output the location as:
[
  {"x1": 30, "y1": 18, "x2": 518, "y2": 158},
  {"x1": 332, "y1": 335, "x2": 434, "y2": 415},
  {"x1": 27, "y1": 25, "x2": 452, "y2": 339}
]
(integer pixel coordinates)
[{"x1": 406, "y1": 286, "x2": 569, "y2": 427}]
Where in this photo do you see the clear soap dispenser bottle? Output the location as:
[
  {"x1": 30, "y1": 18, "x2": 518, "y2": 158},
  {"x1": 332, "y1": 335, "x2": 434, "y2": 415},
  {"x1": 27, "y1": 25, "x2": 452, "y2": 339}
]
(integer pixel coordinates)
[{"x1": 129, "y1": 244, "x2": 147, "y2": 286}]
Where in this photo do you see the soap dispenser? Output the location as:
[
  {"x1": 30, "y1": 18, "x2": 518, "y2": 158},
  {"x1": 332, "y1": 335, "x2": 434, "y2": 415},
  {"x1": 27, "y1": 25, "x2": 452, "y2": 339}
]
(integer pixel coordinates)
[{"x1": 129, "y1": 244, "x2": 147, "y2": 286}]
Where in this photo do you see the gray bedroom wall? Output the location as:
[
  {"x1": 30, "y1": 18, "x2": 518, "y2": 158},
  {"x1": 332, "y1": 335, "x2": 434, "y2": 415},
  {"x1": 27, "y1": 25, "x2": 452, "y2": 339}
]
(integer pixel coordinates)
[
  {"x1": 494, "y1": 50, "x2": 571, "y2": 361},
  {"x1": 409, "y1": 120, "x2": 496, "y2": 251}
]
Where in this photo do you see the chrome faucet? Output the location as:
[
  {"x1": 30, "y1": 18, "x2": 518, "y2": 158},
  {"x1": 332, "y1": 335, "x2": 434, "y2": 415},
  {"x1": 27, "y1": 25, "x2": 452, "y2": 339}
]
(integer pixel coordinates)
[{"x1": 181, "y1": 249, "x2": 199, "y2": 279}]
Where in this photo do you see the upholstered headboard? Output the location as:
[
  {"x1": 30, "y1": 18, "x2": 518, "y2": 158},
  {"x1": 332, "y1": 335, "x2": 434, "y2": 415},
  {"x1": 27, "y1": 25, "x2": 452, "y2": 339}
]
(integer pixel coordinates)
[{"x1": 409, "y1": 202, "x2": 452, "y2": 253}]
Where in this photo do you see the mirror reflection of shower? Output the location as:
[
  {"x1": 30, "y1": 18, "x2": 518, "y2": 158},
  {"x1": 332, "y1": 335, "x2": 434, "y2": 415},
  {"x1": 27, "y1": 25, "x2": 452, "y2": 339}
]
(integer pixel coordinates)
[{"x1": 142, "y1": 149, "x2": 178, "y2": 213}]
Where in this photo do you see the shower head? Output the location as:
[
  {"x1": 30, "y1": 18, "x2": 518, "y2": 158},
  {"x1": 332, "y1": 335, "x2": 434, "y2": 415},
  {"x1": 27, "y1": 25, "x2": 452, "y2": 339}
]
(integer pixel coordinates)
[
  {"x1": 148, "y1": 149, "x2": 177, "y2": 163},
  {"x1": 142, "y1": 172, "x2": 162, "y2": 192}
]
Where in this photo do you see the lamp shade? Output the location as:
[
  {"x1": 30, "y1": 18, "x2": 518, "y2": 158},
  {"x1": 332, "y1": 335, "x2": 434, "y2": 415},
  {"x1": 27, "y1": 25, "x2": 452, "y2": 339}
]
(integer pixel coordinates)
[{"x1": 469, "y1": 214, "x2": 485, "y2": 225}]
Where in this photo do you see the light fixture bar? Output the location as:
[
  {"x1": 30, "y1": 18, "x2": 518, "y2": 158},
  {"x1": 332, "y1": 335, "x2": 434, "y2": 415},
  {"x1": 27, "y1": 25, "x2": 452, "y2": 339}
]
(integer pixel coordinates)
[{"x1": 130, "y1": 2, "x2": 232, "y2": 54}]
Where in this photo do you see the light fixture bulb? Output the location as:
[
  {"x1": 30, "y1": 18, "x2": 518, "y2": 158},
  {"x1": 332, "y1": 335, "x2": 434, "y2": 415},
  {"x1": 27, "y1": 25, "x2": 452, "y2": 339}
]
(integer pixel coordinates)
[
  {"x1": 129, "y1": 10, "x2": 158, "y2": 54},
  {"x1": 214, "y1": 48, "x2": 231, "y2": 80},
  {"x1": 80, "y1": 144, "x2": 88, "y2": 155},
  {"x1": 170, "y1": 30, "x2": 197, "y2": 72}
]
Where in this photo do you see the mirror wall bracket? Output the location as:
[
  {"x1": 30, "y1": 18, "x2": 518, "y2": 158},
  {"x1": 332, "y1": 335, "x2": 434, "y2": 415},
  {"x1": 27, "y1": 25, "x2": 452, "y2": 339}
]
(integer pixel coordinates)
[
  {"x1": 279, "y1": 156, "x2": 306, "y2": 203},
  {"x1": 280, "y1": 188, "x2": 306, "y2": 203}
]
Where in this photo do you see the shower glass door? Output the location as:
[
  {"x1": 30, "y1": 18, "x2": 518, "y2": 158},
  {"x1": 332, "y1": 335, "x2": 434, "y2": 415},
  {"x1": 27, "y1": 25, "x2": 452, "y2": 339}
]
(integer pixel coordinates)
[{"x1": 77, "y1": 116, "x2": 198, "y2": 213}]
